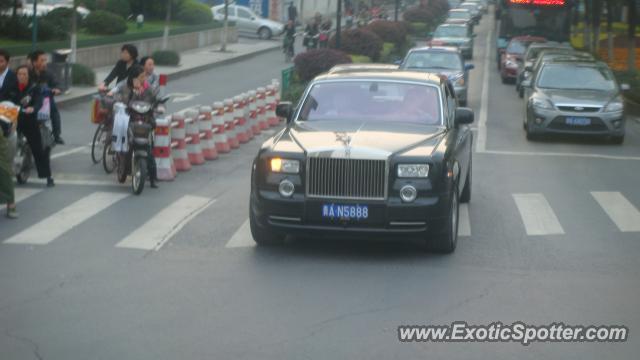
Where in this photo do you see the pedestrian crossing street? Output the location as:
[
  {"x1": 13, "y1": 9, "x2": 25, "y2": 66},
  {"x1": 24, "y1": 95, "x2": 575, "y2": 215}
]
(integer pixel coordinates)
[{"x1": 2, "y1": 188, "x2": 640, "y2": 251}]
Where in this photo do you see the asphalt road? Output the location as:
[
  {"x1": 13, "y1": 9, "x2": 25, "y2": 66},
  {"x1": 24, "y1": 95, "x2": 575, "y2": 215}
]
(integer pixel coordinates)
[{"x1": 2, "y1": 12, "x2": 640, "y2": 360}]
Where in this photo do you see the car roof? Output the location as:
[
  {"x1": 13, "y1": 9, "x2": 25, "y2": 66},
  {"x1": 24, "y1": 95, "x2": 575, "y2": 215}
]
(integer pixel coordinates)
[
  {"x1": 409, "y1": 46, "x2": 461, "y2": 54},
  {"x1": 314, "y1": 71, "x2": 446, "y2": 85},
  {"x1": 541, "y1": 59, "x2": 608, "y2": 68},
  {"x1": 328, "y1": 63, "x2": 399, "y2": 74},
  {"x1": 510, "y1": 35, "x2": 546, "y2": 42},
  {"x1": 437, "y1": 22, "x2": 467, "y2": 28},
  {"x1": 528, "y1": 42, "x2": 570, "y2": 49},
  {"x1": 449, "y1": 8, "x2": 471, "y2": 12}
]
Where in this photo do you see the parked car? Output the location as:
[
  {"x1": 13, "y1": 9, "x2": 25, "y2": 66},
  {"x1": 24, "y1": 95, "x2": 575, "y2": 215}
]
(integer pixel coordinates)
[
  {"x1": 250, "y1": 71, "x2": 474, "y2": 253},
  {"x1": 400, "y1": 46, "x2": 475, "y2": 105},
  {"x1": 466, "y1": 0, "x2": 489, "y2": 14},
  {"x1": 522, "y1": 59, "x2": 629, "y2": 143},
  {"x1": 457, "y1": 3, "x2": 481, "y2": 24},
  {"x1": 211, "y1": 4, "x2": 284, "y2": 39},
  {"x1": 518, "y1": 49, "x2": 595, "y2": 98},
  {"x1": 516, "y1": 42, "x2": 572, "y2": 93},
  {"x1": 328, "y1": 63, "x2": 399, "y2": 74},
  {"x1": 500, "y1": 36, "x2": 546, "y2": 84},
  {"x1": 428, "y1": 23, "x2": 475, "y2": 59}
]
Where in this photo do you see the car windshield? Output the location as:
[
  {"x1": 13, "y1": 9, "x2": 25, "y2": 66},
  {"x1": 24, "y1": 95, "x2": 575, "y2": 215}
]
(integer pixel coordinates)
[
  {"x1": 297, "y1": 81, "x2": 442, "y2": 125},
  {"x1": 449, "y1": 11, "x2": 470, "y2": 19},
  {"x1": 537, "y1": 65, "x2": 617, "y2": 91},
  {"x1": 507, "y1": 41, "x2": 528, "y2": 54},
  {"x1": 404, "y1": 52, "x2": 462, "y2": 71},
  {"x1": 434, "y1": 26, "x2": 467, "y2": 38},
  {"x1": 460, "y1": 4, "x2": 477, "y2": 11}
]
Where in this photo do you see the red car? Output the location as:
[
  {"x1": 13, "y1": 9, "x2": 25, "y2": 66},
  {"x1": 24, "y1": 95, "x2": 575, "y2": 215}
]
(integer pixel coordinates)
[{"x1": 500, "y1": 36, "x2": 546, "y2": 84}]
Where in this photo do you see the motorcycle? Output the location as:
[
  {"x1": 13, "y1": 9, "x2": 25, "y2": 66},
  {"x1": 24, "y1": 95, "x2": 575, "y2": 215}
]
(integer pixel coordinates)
[
  {"x1": 283, "y1": 32, "x2": 298, "y2": 62},
  {"x1": 1, "y1": 101, "x2": 32, "y2": 184},
  {"x1": 113, "y1": 93, "x2": 169, "y2": 195}
]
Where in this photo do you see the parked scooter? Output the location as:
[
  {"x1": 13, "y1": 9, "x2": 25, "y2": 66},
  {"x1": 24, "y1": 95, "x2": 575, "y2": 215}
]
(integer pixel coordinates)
[{"x1": 113, "y1": 93, "x2": 169, "y2": 195}]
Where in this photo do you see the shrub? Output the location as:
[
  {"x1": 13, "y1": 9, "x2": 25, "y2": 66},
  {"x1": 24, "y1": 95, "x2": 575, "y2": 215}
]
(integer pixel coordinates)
[
  {"x1": 37, "y1": 18, "x2": 67, "y2": 41},
  {"x1": 366, "y1": 21, "x2": 409, "y2": 48},
  {"x1": 84, "y1": 10, "x2": 127, "y2": 35},
  {"x1": 177, "y1": 0, "x2": 213, "y2": 25},
  {"x1": 153, "y1": 50, "x2": 181, "y2": 66},
  {"x1": 294, "y1": 48, "x2": 352, "y2": 82},
  {"x1": 329, "y1": 29, "x2": 383, "y2": 61},
  {"x1": 83, "y1": 0, "x2": 131, "y2": 18},
  {"x1": 403, "y1": 6, "x2": 434, "y2": 23},
  {"x1": 43, "y1": 7, "x2": 76, "y2": 34},
  {"x1": 350, "y1": 55, "x2": 371, "y2": 63},
  {"x1": 380, "y1": 42, "x2": 396, "y2": 63},
  {"x1": 71, "y1": 63, "x2": 96, "y2": 86},
  {"x1": 409, "y1": 22, "x2": 429, "y2": 36},
  {"x1": 282, "y1": 82, "x2": 307, "y2": 103},
  {"x1": 0, "y1": 15, "x2": 64, "y2": 41}
]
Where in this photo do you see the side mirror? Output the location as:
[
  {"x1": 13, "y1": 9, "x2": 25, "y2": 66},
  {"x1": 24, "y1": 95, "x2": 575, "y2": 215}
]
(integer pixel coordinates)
[
  {"x1": 454, "y1": 107, "x2": 474, "y2": 126},
  {"x1": 158, "y1": 95, "x2": 171, "y2": 104},
  {"x1": 521, "y1": 79, "x2": 532, "y2": 88},
  {"x1": 276, "y1": 102, "x2": 293, "y2": 122},
  {"x1": 524, "y1": 65, "x2": 532, "y2": 72},
  {"x1": 394, "y1": 59, "x2": 402, "y2": 65},
  {"x1": 621, "y1": 83, "x2": 631, "y2": 91},
  {"x1": 464, "y1": 63, "x2": 475, "y2": 71}
]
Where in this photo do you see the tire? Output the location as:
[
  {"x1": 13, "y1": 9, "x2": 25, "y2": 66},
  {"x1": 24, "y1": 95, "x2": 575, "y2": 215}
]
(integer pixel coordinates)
[
  {"x1": 459, "y1": 99, "x2": 467, "y2": 107},
  {"x1": 117, "y1": 153, "x2": 128, "y2": 184},
  {"x1": 460, "y1": 158, "x2": 472, "y2": 203},
  {"x1": 132, "y1": 156, "x2": 146, "y2": 195},
  {"x1": 501, "y1": 75, "x2": 508, "y2": 84},
  {"x1": 525, "y1": 118, "x2": 537, "y2": 141},
  {"x1": 258, "y1": 27, "x2": 272, "y2": 40},
  {"x1": 519, "y1": 87, "x2": 524, "y2": 98},
  {"x1": 610, "y1": 135, "x2": 625, "y2": 144},
  {"x1": 15, "y1": 144, "x2": 32, "y2": 184},
  {"x1": 91, "y1": 123, "x2": 104, "y2": 164},
  {"x1": 428, "y1": 183, "x2": 459, "y2": 254},
  {"x1": 249, "y1": 196, "x2": 285, "y2": 245},
  {"x1": 102, "y1": 142, "x2": 116, "y2": 174}
]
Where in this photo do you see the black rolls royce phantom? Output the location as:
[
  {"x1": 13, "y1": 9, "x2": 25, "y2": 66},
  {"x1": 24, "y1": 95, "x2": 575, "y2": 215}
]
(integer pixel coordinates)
[{"x1": 250, "y1": 71, "x2": 474, "y2": 253}]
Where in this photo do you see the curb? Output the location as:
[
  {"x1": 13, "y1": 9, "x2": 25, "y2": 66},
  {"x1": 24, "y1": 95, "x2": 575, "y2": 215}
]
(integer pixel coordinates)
[{"x1": 57, "y1": 44, "x2": 281, "y2": 108}]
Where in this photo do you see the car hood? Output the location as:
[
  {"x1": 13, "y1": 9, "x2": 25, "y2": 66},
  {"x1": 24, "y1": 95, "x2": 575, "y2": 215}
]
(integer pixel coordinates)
[
  {"x1": 258, "y1": 18, "x2": 284, "y2": 28},
  {"x1": 540, "y1": 89, "x2": 618, "y2": 107},
  {"x1": 433, "y1": 37, "x2": 469, "y2": 44},
  {"x1": 283, "y1": 120, "x2": 446, "y2": 158}
]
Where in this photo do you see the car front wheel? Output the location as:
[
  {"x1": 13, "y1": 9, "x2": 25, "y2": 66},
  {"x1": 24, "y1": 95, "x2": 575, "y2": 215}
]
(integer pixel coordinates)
[
  {"x1": 249, "y1": 197, "x2": 285, "y2": 245},
  {"x1": 427, "y1": 183, "x2": 459, "y2": 254},
  {"x1": 258, "y1": 27, "x2": 272, "y2": 40}
]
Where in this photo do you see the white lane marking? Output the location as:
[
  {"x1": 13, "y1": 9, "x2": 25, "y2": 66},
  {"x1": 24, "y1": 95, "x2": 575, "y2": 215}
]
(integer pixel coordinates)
[
  {"x1": 50, "y1": 145, "x2": 89, "y2": 159},
  {"x1": 591, "y1": 192, "x2": 640, "y2": 232},
  {"x1": 4, "y1": 192, "x2": 129, "y2": 245},
  {"x1": 513, "y1": 193, "x2": 565, "y2": 236},
  {"x1": 479, "y1": 149, "x2": 640, "y2": 161},
  {"x1": 14, "y1": 188, "x2": 43, "y2": 203},
  {"x1": 458, "y1": 203, "x2": 471, "y2": 237},
  {"x1": 475, "y1": 13, "x2": 494, "y2": 153},
  {"x1": 115, "y1": 196, "x2": 216, "y2": 250},
  {"x1": 27, "y1": 176, "x2": 123, "y2": 187},
  {"x1": 168, "y1": 92, "x2": 201, "y2": 103},
  {"x1": 225, "y1": 219, "x2": 255, "y2": 248}
]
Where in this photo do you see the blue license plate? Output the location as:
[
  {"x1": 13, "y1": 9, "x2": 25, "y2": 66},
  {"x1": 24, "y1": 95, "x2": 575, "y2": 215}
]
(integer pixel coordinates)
[
  {"x1": 322, "y1": 204, "x2": 369, "y2": 220},
  {"x1": 565, "y1": 117, "x2": 591, "y2": 126}
]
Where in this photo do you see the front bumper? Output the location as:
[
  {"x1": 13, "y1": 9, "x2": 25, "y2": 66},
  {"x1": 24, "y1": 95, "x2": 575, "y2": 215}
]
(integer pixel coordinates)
[
  {"x1": 251, "y1": 189, "x2": 451, "y2": 239},
  {"x1": 527, "y1": 108, "x2": 625, "y2": 136},
  {"x1": 501, "y1": 65, "x2": 518, "y2": 79}
]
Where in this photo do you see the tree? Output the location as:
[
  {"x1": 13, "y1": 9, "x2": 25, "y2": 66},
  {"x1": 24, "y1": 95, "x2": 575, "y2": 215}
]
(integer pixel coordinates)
[
  {"x1": 591, "y1": 0, "x2": 604, "y2": 53},
  {"x1": 583, "y1": 0, "x2": 592, "y2": 51},
  {"x1": 163, "y1": 0, "x2": 172, "y2": 50},
  {"x1": 627, "y1": 0, "x2": 637, "y2": 71},
  {"x1": 220, "y1": 0, "x2": 229, "y2": 51}
]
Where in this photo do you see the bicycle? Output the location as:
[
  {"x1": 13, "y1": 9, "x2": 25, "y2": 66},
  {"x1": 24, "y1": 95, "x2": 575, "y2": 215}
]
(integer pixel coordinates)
[{"x1": 90, "y1": 92, "x2": 116, "y2": 173}]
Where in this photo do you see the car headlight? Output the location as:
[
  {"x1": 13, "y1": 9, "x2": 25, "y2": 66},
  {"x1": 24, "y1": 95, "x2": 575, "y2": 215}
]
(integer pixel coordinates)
[
  {"x1": 505, "y1": 60, "x2": 517, "y2": 68},
  {"x1": 397, "y1": 164, "x2": 429, "y2": 178},
  {"x1": 604, "y1": 97, "x2": 624, "y2": 112},
  {"x1": 449, "y1": 73, "x2": 465, "y2": 86},
  {"x1": 531, "y1": 98, "x2": 554, "y2": 110},
  {"x1": 270, "y1": 158, "x2": 300, "y2": 174}
]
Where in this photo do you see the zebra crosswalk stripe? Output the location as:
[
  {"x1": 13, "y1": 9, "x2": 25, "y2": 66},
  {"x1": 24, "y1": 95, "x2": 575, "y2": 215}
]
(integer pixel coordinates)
[
  {"x1": 591, "y1": 192, "x2": 640, "y2": 232},
  {"x1": 513, "y1": 193, "x2": 565, "y2": 236}
]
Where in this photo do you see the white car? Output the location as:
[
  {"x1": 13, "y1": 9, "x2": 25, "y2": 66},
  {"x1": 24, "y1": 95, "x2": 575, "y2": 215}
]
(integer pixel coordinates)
[{"x1": 211, "y1": 4, "x2": 284, "y2": 39}]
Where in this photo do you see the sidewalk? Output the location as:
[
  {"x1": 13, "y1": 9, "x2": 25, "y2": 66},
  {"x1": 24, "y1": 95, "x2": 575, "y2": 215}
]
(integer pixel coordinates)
[{"x1": 57, "y1": 39, "x2": 281, "y2": 107}]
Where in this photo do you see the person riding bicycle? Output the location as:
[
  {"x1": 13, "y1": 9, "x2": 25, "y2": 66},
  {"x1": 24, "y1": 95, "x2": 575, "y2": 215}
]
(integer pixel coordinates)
[
  {"x1": 98, "y1": 44, "x2": 139, "y2": 93},
  {"x1": 283, "y1": 20, "x2": 296, "y2": 58}
]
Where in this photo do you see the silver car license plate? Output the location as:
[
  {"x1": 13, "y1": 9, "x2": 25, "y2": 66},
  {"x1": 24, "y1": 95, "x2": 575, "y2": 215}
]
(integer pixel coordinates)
[{"x1": 565, "y1": 117, "x2": 591, "y2": 126}]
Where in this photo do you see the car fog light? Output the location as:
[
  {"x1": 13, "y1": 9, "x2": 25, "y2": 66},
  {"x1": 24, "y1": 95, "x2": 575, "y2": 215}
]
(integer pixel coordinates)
[
  {"x1": 612, "y1": 119, "x2": 622, "y2": 128},
  {"x1": 278, "y1": 179, "x2": 295, "y2": 198},
  {"x1": 400, "y1": 185, "x2": 417, "y2": 203},
  {"x1": 535, "y1": 117, "x2": 544, "y2": 125}
]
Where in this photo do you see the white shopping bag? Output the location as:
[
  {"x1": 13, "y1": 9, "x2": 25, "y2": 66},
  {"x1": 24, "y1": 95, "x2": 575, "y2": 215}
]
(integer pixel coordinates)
[{"x1": 112, "y1": 102, "x2": 129, "y2": 152}]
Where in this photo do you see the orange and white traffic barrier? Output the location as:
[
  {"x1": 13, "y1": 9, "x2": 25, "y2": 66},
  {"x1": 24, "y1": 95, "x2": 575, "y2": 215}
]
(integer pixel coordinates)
[
  {"x1": 158, "y1": 74, "x2": 168, "y2": 97},
  {"x1": 242, "y1": 93, "x2": 254, "y2": 140},
  {"x1": 224, "y1": 98, "x2": 239, "y2": 149},
  {"x1": 233, "y1": 95, "x2": 249, "y2": 144},
  {"x1": 171, "y1": 113, "x2": 191, "y2": 172},
  {"x1": 272, "y1": 79, "x2": 280, "y2": 102},
  {"x1": 212, "y1": 101, "x2": 230, "y2": 153},
  {"x1": 185, "y1": 109, "x2": 205, "y2": 165},
  {"x1": 154, "y1": 116, "x2": 176, "y2": 181},
  {"x1": 199, "y1": 105, "x2": 218, "y2": 160},
  {"x1": 256, "y1": 87, "x2": 268, "y2": 130},
  {"x1": 248, "y1": 90, "x2": 260, "y2": 136},
  {"x1": 266, "y1": 85, "x2": 279, "y2": 127}
]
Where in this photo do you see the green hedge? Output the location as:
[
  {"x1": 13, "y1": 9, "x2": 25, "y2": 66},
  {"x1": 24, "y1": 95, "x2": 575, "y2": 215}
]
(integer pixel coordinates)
[
  {"x1": 350, "y1": 54, "x2": 372, "y2": 63},
  {"x1": 84, "y1": 10, "x2": 128, "y2": 35},
  {"x1": 3, "y1": 21, "x2": 225, "y2": 56},
  {"x1": 153, "y1": 50, "x2": 181, "y2": 66},
  {"x1": 71, "y1": 63, "x2": 96, "y2": 86},
  {"x1": 177, "y1": 0, "x2": 213, "y2": 25}
]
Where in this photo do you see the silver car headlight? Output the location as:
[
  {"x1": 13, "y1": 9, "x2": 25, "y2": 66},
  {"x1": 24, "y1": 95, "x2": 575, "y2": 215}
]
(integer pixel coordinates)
[
  {"x1": 270, "y1": 158, "x2": 300, "y2": 174},
  {"x1": 449, "y1": 73, "x2": 465, "y2": 86},
  {"x1": 531, "y1": 98, "x2": 554, "y2": 110},
  {"x1": 604, "y1": 97, "x2": 624, "y2": 112},
  {"x1": 397, "y1": 164, "x2": 429, "y2": 178}
]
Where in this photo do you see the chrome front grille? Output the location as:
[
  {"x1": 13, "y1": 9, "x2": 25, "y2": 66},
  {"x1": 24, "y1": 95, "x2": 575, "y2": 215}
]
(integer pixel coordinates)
[
  {"x1": 557, "y1": 106, "x2": 601, "y2": 113},
  {"x1": 307, "y1": 158, "x2": 387, "y2": 200}
]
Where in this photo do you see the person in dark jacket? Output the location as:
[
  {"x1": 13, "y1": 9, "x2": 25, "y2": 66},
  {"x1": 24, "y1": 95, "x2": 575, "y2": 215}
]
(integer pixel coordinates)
[
  {"x1": 29, "y1": 50, "x2": 64, "y2": 145},
  {"x1": 0, "y1": 49, "x2": 18, "y2": 103},
  {"x1": 15, "y1": 65, "x2": 54, "y2": 187},
  {"x1": 288, "y1": 2, "x2": 298, "y2": 23},
  {"x1": 98, "y1": 44, "x2": 139, "y2": 92}
]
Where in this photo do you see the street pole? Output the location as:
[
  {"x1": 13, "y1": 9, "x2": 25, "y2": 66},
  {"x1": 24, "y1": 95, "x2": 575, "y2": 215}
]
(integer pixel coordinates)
[
  {"x1": 395, "y1": 0, "x2": 399, "y2": 21},
  {"x1": 221, "y1": 0, "x2": 229, "y2": 51},
  {"x1": 336, "y1": 0, "x2": 343, "y2": 48},
  {"x1": 299, "y1": 0, "x2": 304, "y2": 25},
  {"x1": 31, "y1": 0, "x2": 38, "y2": 52},
  {"x1": 162, "y1": 0, "x2": 171, "y2": 50}
]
